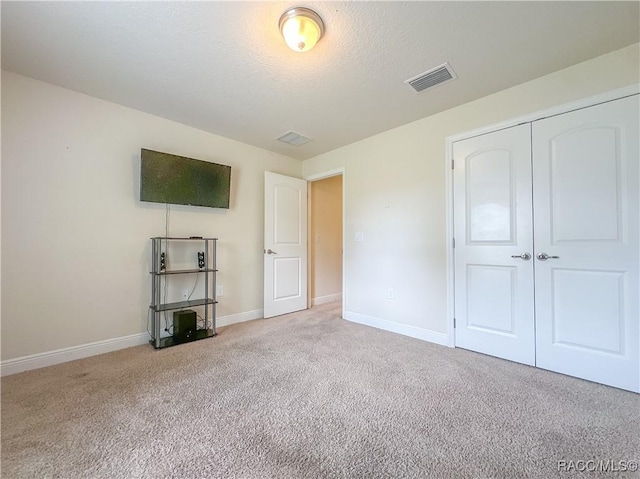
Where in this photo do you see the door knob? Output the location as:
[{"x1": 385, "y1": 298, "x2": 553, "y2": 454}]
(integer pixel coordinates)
[
  {"x1": 265, "y1": 249, "x2": 278, "y2": 255},
  {"x1": 511, "y1": 252, "x2": 532, "y2": 261},
  {"x1": 537, "y1": 252, "x2": 559, "y2": 261}
]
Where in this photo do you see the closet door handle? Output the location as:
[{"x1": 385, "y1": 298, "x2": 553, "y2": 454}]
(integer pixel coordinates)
[
  {"x1": 537, "y1": 253, "x2": 559, "y2": 261},
  {"x1": 511, "y1": 252, "x2": 531, "y2": 261}
]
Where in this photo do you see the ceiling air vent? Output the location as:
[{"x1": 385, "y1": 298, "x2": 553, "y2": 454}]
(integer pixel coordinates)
[
  {"x1": 405, "y1": 62, "x2": 457, "y2": 93},
  {"x1": 276, "y1": 130, "x2": 312, "y2": 146}
]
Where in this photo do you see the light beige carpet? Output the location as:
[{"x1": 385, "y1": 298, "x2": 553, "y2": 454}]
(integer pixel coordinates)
[{"x1": 2, "y1": 302, "x2": 638, "y2": 478}]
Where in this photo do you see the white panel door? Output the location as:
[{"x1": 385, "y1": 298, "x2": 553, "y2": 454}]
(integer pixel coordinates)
[
  {"x1": 264, "y1": 172, "x2": 308, "y2": 318},
  {"x1": 453, "y1": 124, "x2": 536, "y2": 365},
  {"x1": 533, "y1": 96, "x2": 639, "y2": 392}
]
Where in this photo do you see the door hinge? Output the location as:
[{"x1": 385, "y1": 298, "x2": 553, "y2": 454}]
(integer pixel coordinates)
[
  {"x1": 453, "y1": 317, "x2": 456, "y2": 328},
  {"x1": 451, "y1": 159, "x2": 455, "y2": 169},
  {"x1": 452, "y1": 238, "x2": 455, "y2": 249}
]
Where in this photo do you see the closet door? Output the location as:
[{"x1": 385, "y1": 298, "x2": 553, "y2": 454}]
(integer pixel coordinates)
[
  {"x1": 453, "y1": 124, "x2": 535, "y2": 365},
  {"x1": 533, "y1": 96, "x2": 639, "y2": 392}
]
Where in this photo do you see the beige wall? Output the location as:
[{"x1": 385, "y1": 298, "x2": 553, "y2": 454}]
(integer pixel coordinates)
[
  {"x1": 1, "y1": 71, "x2": 301, "y2": 360},
  {"x1": 310, "y1": 175, "x2": 342, "y2": 302},
  {"x1": 302, "y1": 43, "x2": 640, "y2": 338},
  {"x1": 3, "y1": 43, "x2": 638, "y2": 361}
]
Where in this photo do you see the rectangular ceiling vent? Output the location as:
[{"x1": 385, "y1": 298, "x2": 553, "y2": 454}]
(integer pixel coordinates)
[
  {"x1": 276, "y1": 130, "x2": 312, "y2": 146},
  {"x1": 405, "y1": 62, "x2": 457, "y2": 93}
]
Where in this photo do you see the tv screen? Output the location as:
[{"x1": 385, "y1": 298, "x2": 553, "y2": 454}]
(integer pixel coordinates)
[{"x1": 140, "y1": 149, "x2": 231, "y2": 209}]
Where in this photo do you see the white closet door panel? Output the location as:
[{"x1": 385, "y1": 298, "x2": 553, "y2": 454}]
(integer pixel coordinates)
[
  {"x1": 453, "y1": 124, "x2": 535, "y2": 365},
  {"x1": 533, "y1": 95, "x2": 639, "y2": 392}
]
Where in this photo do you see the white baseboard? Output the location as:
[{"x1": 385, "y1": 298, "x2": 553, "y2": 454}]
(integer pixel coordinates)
[
  {"x1": 216, "y1": 309, "x2": 263, "y2": 327},
  {"x1": 1, "y1": 332, "x2": 149, "y2": 377},
  {"x1": 311, "y1": 293, "x2": 342, "y2": 307},
  {"x1": 344, "y1": 310, "x2": 450, "y2": 347},
  {"x1": 1, "y1": 309, "x2": 447, "y2": 377},
  {"x1": 1, "y1": 309, "x2": 265, "y2": 377}
]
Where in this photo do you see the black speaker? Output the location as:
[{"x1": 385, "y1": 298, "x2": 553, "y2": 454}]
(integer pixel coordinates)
[
  {"x1": 197, "y1": 252, "x2": 205, "y2": 269},
  {"x1": 173, "y1": 310, "x2": 197, "y2": 340},
  {"x1": 160, "y1": 252, "x2": 166, "y2": 271}
]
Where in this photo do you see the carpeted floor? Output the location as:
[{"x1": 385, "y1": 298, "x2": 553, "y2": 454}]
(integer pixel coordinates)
[{"x1": 1, "y1": 302, "x2": 638, "y2": 478}]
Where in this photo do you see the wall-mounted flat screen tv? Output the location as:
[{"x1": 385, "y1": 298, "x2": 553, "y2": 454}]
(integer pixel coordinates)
[{"x1": 140, "y1": 149, "x2": 231, "y2": 209}]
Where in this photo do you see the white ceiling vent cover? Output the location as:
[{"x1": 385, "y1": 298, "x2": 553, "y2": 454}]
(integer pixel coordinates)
[
  {"x1": 405, "y1": 62, "x2": 457, "y2": 93},
  {"x1": 276, "y1": 131, "x2": 312, "y2": 146}
]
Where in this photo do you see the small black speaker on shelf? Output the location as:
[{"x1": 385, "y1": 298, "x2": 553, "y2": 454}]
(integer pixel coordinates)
[
  {"x1": 197, "y1": 252, "x2": 205, "y2": 269},
  {"x1": 160, "y1": 252, "x2": 166, "y2": 271}
]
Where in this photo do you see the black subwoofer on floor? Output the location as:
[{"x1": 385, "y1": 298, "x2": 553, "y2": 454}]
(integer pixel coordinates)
[{"x1": 173, "y1": 310, "x2": 197, "y2": 340}]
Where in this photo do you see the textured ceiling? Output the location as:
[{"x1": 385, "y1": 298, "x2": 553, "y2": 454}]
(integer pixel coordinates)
[{"x1": 2, "y1": 1, "x2": 639, "y2": 160}]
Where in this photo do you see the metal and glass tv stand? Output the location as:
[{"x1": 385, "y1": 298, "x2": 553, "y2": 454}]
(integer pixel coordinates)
[{"x1": 149, "y1": 237, "x2": 218, "y2": 349}]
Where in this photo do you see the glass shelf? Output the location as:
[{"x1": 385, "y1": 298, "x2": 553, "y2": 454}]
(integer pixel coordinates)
[
  {"x1": 150, "y1": 268, "x2": 218, "y2": 276},
  {"x1": 151, "y1": 236, "x2": 218, "y2": 241},
  {"x1": 151, "y1": 298, "x2": 217, "y2": 312},
  {"x1": 149, "y1": 236, "x2": 217, "y2": 349},
  {"x1": 150, "y1": 328, "x2": 216, "y2": 348}
]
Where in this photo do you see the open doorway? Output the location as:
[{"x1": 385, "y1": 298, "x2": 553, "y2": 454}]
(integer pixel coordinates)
[{"x1": 308, "y1": 174, "x2": 343, "y2": 310}]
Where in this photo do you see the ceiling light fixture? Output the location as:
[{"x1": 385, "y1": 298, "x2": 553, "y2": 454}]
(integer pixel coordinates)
[{"x1": 279, "y1": 7, "x2": 324, "y2": 52}]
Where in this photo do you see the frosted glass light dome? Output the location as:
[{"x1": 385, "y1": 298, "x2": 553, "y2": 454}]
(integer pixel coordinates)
[{"x1": 279, "y1": 7, "x2": 324, "y2": 52}]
